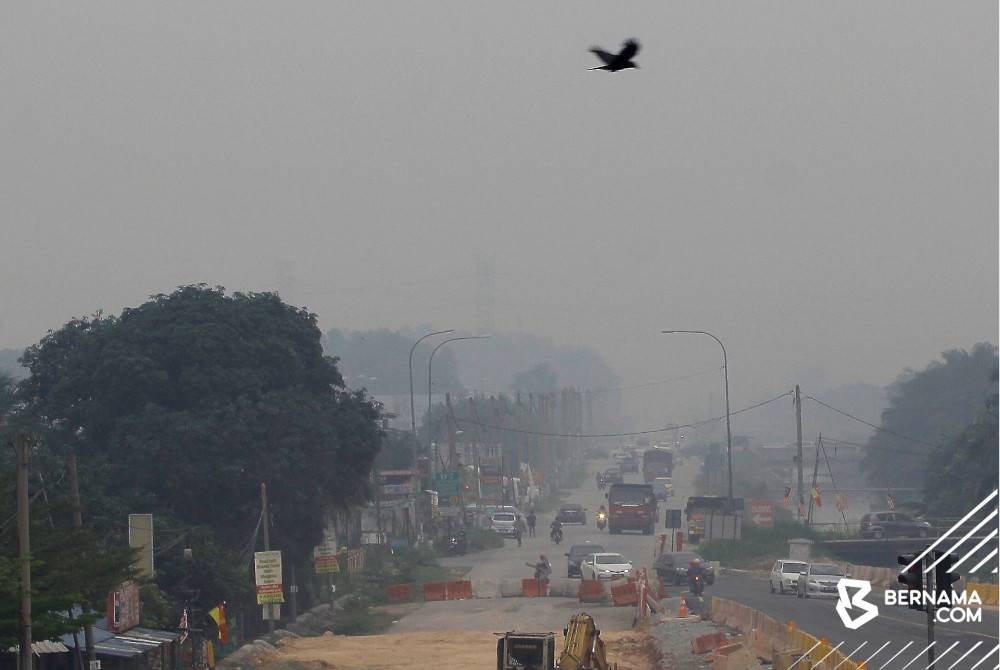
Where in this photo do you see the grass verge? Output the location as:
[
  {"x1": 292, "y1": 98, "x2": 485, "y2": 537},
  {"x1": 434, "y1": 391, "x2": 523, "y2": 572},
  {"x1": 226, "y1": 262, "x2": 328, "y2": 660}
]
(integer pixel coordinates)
[{"x1": 697, "y1": 522, "x2": 821, "y2": 568}]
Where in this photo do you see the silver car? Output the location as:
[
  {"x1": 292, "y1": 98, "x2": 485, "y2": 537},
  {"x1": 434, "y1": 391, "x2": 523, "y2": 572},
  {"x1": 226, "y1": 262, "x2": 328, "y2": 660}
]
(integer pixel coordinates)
[
  {"x1": 490, "y1": 512, "x2": 519, "y2": 537},
  {"x1": 769, "y1": 559, "x2": 808, "y2": 595},
  {"x1": 580, "y1": 552, "x2": 633, "y2": 581},
  {"x1": 796, "y1": 562, "x2": 848, "y2": 598}
]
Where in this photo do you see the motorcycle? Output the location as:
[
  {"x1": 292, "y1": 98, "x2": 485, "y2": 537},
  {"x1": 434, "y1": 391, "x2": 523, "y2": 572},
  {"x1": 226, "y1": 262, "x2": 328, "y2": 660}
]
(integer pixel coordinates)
[
  {"x1": 445, "y1": 534, "x2": 467, "y2": 556},
  {"x1": 595, "y1": 511, "x2": 607, "y2": 531},
  {"x1": 596, "y1": 476, "x2": 606, "y2": 491},
  {"x1": 551, "y1": 528, "x2": 563, "y2": 544},
  {"x1": 688, "y1": 573, "x2": 704, "y2": 596}
]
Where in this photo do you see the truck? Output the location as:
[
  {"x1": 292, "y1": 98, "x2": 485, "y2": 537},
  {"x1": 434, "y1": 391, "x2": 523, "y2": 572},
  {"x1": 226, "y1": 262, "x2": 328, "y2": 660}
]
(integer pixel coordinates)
[
  {"x1": 641, "y1": 447, "x2": 673, "y2": 482},
  {"x1": 684, "y1": 495, "x2": 744, "y2": 543},
  {"x1": 605, "y1": 483, "x2": 657, "y2": 535}
]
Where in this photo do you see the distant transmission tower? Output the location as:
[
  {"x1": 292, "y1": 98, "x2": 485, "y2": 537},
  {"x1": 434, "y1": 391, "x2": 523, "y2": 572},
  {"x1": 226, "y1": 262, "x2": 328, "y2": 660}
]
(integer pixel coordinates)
[{"x1": 475, "y1": 258, "x2": 495, "y2": 335}]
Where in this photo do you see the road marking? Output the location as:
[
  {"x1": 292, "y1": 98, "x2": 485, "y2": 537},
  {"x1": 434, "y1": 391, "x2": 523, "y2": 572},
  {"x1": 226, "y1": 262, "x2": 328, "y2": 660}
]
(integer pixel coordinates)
[
  {"x1": 882, "y1": 641, "x2": 915, "y2": 670},
  {"x1": 947, "y1": 641, "x2": 983, "y2": 670}
]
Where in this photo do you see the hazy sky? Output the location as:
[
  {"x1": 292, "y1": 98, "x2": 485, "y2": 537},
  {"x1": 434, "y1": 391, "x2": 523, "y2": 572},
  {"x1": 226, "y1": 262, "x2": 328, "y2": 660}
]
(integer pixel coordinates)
[{"x1": 3, "y1": 2, "x2": 997, "y2": 427}]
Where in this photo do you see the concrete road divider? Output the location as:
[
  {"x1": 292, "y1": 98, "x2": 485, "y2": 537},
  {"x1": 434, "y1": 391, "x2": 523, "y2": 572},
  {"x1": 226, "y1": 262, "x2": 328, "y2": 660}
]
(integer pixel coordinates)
[
  {"x1": 446, "y1": 580, "x2": 473, "y2": 600},
  {"x1": 500, "y1": 578, "x2": 523, "y2": 597},
  {"x1": 473, "y1": 578, "x2": 500, "y2": 599},
  {"x1": 547, "y1": 578, "x2": 579, "y2": 597},
  {"x1": 610, "y1": 583, "x2": 638, "y2": 607},
  {"x1": 579, "y1": 580, "x2": 606, "y2": 603},
  {"x1": 522, "y1": 578, "x2": 550, "y2": 597}
]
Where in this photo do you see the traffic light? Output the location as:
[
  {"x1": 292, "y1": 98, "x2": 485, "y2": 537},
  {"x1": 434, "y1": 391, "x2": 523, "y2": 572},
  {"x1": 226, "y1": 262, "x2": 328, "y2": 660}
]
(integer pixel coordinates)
[
  {"x1": 897, "y1": 553, "x2": 925, "y2": 611},
  {"x1": 933, "y1": 550, "x2": 961, "y2": 603}
]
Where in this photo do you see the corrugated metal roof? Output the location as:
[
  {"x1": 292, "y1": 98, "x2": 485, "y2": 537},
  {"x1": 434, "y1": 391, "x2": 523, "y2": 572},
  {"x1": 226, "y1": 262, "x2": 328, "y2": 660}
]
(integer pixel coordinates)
[
  {"x1": 125, "y1": 627, "x2": 182, "y2": 643},
  {"x1": 7, "y1": 641, "x2": 70, "y2": 655}
]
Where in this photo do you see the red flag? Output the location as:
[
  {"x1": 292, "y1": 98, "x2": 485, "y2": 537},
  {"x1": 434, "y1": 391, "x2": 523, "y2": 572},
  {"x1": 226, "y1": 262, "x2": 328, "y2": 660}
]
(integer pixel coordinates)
[
  {"x1": 208, "y1": 604, "x2": 229, "y2": 644},
  {"x1": 811, "y1": 486, "x2": 822, "y2": 507},
  {"x1": 178, "y1": 608, "x2": 189, "y2": 643}
]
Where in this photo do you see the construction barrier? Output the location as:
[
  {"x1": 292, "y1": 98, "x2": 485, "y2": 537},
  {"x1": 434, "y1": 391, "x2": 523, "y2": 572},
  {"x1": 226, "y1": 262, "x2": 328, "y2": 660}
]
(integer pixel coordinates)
[
  {"x1": 446, "y1": 580, "x2": 473, "y2": 601},
  {"x1": 609, "y1": 583, "x2": 638, "y2": 607},
  {"x1": 384, "y1": 583, "x2": 413, "y2": 603},
  {"x1": 423, "y1": 581, "x2": 448, "y2": 602},
  {"x1": 966, "y1": 581, "x2": 1000, "y2": 606},
  {"x1": 521, "y1": 578, "x2": 550, "y2": 597},
  {"x1": 711, "y1": 597, "x2": 862, "y2": 670},
  {"x1": 579, "y1": 580, "x2": 606, "y2": 603}
]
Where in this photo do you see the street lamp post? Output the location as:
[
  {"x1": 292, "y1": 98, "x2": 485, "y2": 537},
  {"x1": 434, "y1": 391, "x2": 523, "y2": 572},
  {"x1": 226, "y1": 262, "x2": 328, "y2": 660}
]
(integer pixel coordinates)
[
  {"x1": 662, "y1": 330, "x2": 733, "y2": 508},
  {"x1": 428, "y1": 336, "x2": 491, "y2": 462},
  {"x1": 409, "y1": 330, "x2": 454, "y2": 463}
]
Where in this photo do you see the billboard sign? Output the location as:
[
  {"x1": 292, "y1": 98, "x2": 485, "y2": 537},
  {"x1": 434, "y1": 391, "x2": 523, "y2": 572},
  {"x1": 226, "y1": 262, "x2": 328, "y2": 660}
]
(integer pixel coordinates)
[
  {"x1": 106, "y1": 581, "x2": 141, "y2": 633},
  {"x1": 749, "y1": 500, "x2": 774, "y2": 528}
]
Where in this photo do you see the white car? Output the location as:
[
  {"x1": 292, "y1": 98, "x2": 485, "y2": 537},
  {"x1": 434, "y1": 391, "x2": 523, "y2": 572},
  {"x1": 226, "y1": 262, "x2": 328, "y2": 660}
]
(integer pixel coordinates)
[
  {"x1": 796, "y1": 562, "x2": 848, "y2": 598},
  {"x1": 579, "y1": 552, "x2": 633, "y2": 581},
  {"x1": 490, "y1": 512, "x2": 519, "y2": 538},
  {"x1": 769, "y1": 559, "x2": 808, "y2": 595}
]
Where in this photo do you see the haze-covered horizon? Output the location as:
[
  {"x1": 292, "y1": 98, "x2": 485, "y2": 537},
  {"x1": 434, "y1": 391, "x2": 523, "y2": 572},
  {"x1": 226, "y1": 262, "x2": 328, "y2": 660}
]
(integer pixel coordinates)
[{"x1": 3, "y1": 2, "x2": 996, "y2": 429}]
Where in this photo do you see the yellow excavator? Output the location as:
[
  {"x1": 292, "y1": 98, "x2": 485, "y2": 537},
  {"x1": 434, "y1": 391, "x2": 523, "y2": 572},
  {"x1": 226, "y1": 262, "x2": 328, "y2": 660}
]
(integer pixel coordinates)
[{"x1": 495, "y1": 613, "x2": 617, "y2": 670}]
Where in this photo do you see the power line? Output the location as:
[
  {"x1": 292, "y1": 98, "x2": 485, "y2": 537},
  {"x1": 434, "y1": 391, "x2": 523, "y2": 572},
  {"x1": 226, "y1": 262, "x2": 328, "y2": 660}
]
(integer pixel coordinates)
[
  {"x1": 454, "y1": 391, "x2": 793, "y2": 438},
  {"x1": 803, "y1": 395, "x2": 940, "y2": 449}
]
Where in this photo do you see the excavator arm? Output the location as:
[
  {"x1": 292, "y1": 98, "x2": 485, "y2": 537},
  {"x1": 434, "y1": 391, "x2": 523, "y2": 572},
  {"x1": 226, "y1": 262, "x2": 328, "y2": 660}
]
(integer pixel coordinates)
[{"x1": 557, "y1": 614, "x2": 615, "y2": 670}]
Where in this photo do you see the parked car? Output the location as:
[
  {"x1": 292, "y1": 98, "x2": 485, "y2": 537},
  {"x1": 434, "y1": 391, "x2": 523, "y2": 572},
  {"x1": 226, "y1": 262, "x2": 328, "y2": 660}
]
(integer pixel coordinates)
[
  {"x1": 796, "y1": 563, "x2": 848, "y2": 598},
  {"x1": 579, "y1": 552, "x2": 633, "y2": 581},
  {"x1": 603, "y1": 468, "x2": 623, "y2": 485},
  {"x1": 653, "y1": 551, "x2": 716, "y2": 585},
  {"x1": 490, "y1": 512, "x2": 519, "y2": 538},
  {"x1": 556, "y1": 503, "x2": 587, "y2": 525},
  {"x1": 769, "y1": 559, "x2": 808, "y2": 594},
  {"x1": 565, "y1": 542, "x2": 606, "y2": 578},
  {"x1": 860, "y1": 511, "x2": 931, "y2": 539}
]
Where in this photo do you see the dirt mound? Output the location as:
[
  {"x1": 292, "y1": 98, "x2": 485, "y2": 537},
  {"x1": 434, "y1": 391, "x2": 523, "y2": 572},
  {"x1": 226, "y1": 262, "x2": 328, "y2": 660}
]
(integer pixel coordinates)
[{"x1": 259, "y1": 629, "x2": 656, "y2": 670}]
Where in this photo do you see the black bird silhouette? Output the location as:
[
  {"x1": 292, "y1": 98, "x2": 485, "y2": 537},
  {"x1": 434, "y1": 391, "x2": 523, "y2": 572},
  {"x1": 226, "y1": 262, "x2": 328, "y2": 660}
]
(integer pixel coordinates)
[{"x1": 589, "y1": 39, "x2": 641, "y2": 72}]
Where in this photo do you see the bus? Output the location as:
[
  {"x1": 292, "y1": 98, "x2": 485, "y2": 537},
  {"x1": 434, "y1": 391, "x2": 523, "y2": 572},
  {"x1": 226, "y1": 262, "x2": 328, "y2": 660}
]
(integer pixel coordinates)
[{"x1": 642, "y1": 447, "x2": 673, "y2": 482}]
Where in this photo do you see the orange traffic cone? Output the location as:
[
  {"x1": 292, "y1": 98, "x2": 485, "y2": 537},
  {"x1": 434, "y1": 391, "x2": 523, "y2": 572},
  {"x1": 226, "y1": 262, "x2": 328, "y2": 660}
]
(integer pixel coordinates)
[{"x1": 678, "y1": 598, "x2": 689, "y2": 618}]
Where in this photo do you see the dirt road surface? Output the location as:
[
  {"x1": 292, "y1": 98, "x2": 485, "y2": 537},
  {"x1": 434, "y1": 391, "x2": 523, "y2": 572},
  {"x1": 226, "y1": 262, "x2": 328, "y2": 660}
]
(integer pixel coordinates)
[{"x1": 265, "y1": 628, "x2": 658, "y2": 670}]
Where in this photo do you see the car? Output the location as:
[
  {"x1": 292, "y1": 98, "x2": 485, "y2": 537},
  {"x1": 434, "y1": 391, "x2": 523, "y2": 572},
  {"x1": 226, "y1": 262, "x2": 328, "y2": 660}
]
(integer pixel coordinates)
[
  {"x1": 556, "y1": 503, "x2": 587, "y2": 525},
  {"x1": 489, "y1": 512, "x2": 519, "y2": 538},
  {"x1": 796, "y1": 562, "x2": 848, "y2": 598},
  {"x1": 860, "y1": 511, "x2": 931, "y2": 539},
  {"x1": 653, "y1": 551, "x2": 716, "y2": 586},
  {"x1": 579, "y1": 552, "x2": 633, "y2": 581},
  {"x1": 603, "y1": 468, "x2": 623, "y2": 485},
  {"x1": 565, "y1": 542, "x2": 606, "y2": 578},
  {"x1": 769, "y1": 559, "x2": 808, "y2": 594}
]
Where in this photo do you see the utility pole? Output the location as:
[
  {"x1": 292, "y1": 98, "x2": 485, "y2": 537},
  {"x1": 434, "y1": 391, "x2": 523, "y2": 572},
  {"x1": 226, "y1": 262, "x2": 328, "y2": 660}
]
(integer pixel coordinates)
[
  {"x1": 795, "y1": 385, "x2": 804, "y2": 522},
  {"x1": 16, "y1": 432, "x2": 32, "y2": 670},
  {"x1": 260, "y1": 483, "x2": 274, "y2": 634},
  {"x1": 68, "y1": 453, "x2": 97, "y2": 666},
  {"x1": 806, "y1": 436, "x2": 821, "y2": 526}
]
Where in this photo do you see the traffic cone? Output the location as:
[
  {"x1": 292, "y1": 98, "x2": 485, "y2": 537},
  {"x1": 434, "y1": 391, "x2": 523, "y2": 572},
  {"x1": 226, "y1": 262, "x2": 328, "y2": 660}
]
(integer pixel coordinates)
[{"x1": 678, "y1": 598, "x2": 689, "y2": 618}]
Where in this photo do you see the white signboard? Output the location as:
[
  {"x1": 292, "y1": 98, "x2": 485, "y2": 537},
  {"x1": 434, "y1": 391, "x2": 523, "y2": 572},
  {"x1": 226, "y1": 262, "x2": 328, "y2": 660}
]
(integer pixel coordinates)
[{"x1": 254, "y1": 550, "x2": 284, "y2": 604}]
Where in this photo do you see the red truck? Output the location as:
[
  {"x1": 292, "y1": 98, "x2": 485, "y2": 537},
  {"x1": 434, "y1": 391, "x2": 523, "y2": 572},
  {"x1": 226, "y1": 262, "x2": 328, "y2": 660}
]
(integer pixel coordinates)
[{"x1": 606, "y1": 483, "x2": 657, "y2": 535}]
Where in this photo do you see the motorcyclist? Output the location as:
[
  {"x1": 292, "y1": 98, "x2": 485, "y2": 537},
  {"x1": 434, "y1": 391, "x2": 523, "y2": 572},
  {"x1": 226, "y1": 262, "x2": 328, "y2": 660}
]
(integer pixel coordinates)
[
  {"x1": 687, "y1": 557, "x2": 705, "y2": 595},
  {"x1": 596, "y1": 472, "x2": 604, "y2": 488},
  {"x1": 549, "y1": 519, "x2": 563, "y2": 541}
]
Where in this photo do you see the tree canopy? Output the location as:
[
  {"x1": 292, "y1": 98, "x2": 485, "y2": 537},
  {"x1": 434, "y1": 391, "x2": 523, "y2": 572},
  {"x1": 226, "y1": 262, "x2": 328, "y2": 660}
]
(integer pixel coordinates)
[
  {"x1": 860, "y1": 343, "x2": 998, "y2": 489},
  {"x1": 16, "y1": 286, "x2": 384, "y2": 609}
]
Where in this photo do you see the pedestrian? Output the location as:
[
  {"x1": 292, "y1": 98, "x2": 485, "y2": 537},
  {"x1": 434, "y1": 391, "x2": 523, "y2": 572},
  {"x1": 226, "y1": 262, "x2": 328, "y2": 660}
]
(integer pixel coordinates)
[
  {"x1": 526, "y1": 510, "x2": 537, "y2": 537},
  {"x1": 514, "y1": 516, "x2": 526, "y2": 547}
]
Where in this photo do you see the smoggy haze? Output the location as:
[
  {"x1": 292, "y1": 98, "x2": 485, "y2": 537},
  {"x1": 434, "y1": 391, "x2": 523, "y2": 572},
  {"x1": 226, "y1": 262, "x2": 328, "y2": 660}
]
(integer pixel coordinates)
[{"x1": 2, "y1": 2, "x2": 996, "y2": 427}]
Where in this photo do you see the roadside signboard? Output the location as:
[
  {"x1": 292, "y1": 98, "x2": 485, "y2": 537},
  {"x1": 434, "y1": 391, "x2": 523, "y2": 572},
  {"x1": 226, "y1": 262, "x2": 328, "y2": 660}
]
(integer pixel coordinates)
[
  {"x1": 106, "y1": 581, "x2": 141, "y2": 633},
  {"x1": 664, "y1": 509, "x2": 682, "y2": 529},
  {"x1": 254, "y1": 551, "x2": 284, "y2": 604},
  {"x1": 432, "y1": 472, "x2": 460, "y2": 497},
  {"x1": 749, "y1": 500, "x2": 774, "y2": 528},
  {"x1": 313, "y1": 538, "x2": 340, "y2": 574}
]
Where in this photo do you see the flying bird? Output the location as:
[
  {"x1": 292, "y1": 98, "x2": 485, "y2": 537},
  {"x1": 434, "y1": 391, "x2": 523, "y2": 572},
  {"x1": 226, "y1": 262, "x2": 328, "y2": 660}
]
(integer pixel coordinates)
[{"x1": 589, "y1": 38, "x2": 641, "y2": 72}]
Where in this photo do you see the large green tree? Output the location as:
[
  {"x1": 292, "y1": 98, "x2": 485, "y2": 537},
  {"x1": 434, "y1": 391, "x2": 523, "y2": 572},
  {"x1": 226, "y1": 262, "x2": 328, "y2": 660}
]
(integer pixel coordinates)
[
  {"x1": 17, "y1": 286, "x2": 383, "y2": 606},
  {"x1": 923, "y1": 370, "x2": 998, "y2": 516},
  {"x1": 860, "y1": 343, "x2": 998, "y2": 488}
]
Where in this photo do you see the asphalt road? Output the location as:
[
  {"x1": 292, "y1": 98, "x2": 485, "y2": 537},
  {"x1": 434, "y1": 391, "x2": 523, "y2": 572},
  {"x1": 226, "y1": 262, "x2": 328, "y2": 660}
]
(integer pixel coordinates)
[
  {"x1": 439, "y1": 454, "x2": 701, "y2": 582},
  {"x1": 711, "y1": 572, "x2": 999, "y2": 670}
]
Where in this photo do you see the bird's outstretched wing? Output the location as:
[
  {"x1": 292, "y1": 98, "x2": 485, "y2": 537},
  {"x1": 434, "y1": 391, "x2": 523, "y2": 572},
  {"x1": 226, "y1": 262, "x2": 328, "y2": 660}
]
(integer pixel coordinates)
[
  {"x1": 618, "y1": 39, "x2": 640, "y2": 61},
  {"x1": 589, "y1": 47, "x2": 616, "y2": 65}
]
